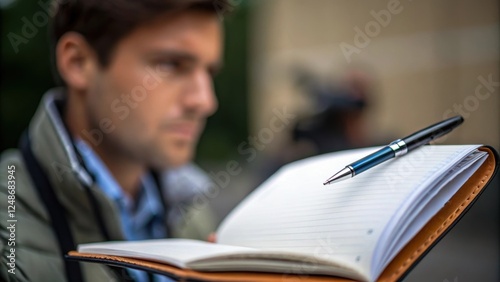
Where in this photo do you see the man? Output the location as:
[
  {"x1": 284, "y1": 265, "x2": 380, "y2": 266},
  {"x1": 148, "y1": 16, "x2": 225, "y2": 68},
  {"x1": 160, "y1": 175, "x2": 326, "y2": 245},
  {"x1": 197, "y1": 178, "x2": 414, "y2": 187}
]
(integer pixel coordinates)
[{"x1": 0, "y1": 0, "x2": 230, "y2": 281}]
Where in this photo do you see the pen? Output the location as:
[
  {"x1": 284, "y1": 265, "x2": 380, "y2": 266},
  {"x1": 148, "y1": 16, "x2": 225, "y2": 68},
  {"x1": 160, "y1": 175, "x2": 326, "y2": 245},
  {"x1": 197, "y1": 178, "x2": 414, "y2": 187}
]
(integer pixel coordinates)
[{"x1": 323, "y1": 115, "x2": 464, "y2": 185}]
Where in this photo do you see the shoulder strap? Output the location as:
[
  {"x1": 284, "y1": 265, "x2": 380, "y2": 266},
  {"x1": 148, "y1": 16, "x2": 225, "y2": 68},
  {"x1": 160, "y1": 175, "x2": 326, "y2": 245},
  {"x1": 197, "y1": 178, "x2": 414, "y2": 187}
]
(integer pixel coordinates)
[
  {"x1": 20, "y1": 132, "x2": 137, "y2": 282},
  {"x1": 19, "y1": 132, "x2": 84, "y2": 282},
  {"x1": 151, "y1": 170, "x2": 169, "y2": 238}
]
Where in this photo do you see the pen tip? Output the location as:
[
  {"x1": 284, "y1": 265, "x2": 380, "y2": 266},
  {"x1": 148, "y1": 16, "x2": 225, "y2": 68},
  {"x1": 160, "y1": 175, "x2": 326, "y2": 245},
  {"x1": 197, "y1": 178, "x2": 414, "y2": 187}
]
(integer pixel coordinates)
[{"x1": 323, "y1": 167, "x2": 353, "y2": 186}]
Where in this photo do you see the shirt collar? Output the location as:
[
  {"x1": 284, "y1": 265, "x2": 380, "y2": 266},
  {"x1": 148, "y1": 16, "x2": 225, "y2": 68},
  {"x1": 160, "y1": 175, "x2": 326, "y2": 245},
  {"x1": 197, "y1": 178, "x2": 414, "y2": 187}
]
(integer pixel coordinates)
[
  {"x1": 74, "y1": 139, "x2": 165, "y2": 239},
  {"x1": 74, "y1": 139, "x2": 126, "y2": 204}
]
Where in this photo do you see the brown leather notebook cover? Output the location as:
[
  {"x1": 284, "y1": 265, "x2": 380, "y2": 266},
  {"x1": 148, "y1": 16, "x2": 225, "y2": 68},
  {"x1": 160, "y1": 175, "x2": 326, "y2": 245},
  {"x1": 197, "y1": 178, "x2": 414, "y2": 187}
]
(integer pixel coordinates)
[{"x1": 67, "y1": 146, "x2": 498, "y2": 282}]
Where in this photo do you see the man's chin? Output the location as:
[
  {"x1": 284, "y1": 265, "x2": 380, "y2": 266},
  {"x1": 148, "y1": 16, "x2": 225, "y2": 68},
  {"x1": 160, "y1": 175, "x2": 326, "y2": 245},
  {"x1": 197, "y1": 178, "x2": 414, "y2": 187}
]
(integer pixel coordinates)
[
  {"x1": 166, "y1": 157, "x2": 192, "y2": 169},
  {"x1": 156, "y1": 149, "x2": 195, "y2": 170}
]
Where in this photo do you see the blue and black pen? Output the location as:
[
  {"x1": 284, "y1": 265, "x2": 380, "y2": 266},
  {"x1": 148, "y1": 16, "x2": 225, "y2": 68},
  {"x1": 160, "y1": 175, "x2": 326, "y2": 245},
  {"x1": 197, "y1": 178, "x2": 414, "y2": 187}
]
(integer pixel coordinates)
[{"x1": 323, "y1": 115, "x2": 464, "y2": 185}]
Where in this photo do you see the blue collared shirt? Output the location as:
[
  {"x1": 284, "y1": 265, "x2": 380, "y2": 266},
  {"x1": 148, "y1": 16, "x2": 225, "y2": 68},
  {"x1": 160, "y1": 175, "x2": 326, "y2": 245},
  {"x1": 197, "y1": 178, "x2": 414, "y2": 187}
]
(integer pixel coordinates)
[{"x1": 75, "y1": 139, "x2": 172, "y2": 282}]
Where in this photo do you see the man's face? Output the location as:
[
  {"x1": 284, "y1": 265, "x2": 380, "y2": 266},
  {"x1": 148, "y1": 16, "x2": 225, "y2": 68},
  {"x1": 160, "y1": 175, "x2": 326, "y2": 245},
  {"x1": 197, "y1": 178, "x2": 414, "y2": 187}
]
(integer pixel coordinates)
[{"x1": 85, "y1": 11, "x2": 221, "y2": 169}]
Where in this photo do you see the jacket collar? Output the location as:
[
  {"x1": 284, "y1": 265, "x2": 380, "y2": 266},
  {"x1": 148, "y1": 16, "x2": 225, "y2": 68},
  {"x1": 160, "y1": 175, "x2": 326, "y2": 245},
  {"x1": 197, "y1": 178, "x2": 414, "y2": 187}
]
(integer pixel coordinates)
[
  {"x1": 30, "y1": 88, "x2": 93, "y2": 187},
  {"x1": 28, "y1": 88, "x2": 125, "y2": 241}
]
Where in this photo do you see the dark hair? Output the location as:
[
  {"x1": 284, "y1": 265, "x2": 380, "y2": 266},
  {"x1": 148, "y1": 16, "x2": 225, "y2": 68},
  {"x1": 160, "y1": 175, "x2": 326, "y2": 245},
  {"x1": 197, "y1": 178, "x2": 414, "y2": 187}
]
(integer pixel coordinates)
[{"x1": 51, "y1": 0, "x2": 231, "y2": 69}]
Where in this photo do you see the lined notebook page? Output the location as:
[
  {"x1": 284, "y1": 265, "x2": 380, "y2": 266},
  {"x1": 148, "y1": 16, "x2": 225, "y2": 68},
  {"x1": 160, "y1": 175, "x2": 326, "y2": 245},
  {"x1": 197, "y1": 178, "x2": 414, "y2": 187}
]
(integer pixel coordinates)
[
  {"x1": 78, "y1": 239, "x2": 256, "y2": 268},
  {"x1": 217, "y1": 145, "x2": 482, "y2": 279}
]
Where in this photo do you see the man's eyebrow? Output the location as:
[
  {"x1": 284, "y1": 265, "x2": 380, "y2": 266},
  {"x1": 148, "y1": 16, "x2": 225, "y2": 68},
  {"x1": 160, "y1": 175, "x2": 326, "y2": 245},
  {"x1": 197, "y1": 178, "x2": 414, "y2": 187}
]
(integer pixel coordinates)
[
  {"x1": 148, "y1": 50, "x2": 198, "y2": 62},
  {"x1": 147, "y1": 49, "x2": 222, "y2": 75}
]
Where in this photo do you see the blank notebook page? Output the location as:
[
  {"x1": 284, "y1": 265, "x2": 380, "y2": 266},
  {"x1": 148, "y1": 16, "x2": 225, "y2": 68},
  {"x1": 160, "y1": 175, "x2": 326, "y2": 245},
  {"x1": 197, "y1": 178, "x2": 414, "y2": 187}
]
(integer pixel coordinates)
[{"x1": 217, "y1": 145, "x2": 484, "y2": 278}]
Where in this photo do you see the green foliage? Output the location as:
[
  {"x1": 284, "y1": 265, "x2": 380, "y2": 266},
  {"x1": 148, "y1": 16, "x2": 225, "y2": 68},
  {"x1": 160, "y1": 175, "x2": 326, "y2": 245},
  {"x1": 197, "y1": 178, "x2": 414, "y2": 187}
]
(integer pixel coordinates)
[
  {"x1": 1, "y1": 0, "x2": 55, "y2": 149},
  {"x1": 196, "y1": 3, "x2": 249, "y2": 161}
]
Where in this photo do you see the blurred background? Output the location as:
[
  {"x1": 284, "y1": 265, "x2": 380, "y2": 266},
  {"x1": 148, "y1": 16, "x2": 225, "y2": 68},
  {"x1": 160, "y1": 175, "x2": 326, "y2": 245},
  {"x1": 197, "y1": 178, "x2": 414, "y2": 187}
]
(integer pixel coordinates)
[{"x1": 1, "y1": 0, "x2": 499, "y2": 281}]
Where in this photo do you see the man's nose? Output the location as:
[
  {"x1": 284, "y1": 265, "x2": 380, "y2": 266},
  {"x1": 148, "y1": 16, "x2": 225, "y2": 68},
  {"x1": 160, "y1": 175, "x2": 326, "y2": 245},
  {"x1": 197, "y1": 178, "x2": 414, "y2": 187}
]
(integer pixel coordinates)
[{"x1": 182, "y1": 69, "x2": 218, "y2": 117}]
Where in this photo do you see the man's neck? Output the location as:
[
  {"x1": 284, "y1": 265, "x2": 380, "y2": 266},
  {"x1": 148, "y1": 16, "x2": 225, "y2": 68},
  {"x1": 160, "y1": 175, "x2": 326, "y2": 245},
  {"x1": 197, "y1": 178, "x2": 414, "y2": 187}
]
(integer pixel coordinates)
[
  {"x1": 90, "y1": 143, "x2": 145, "y2": 200},
  {"x1": 64, "y1": 91, "x2": 145, "y2": 200}
]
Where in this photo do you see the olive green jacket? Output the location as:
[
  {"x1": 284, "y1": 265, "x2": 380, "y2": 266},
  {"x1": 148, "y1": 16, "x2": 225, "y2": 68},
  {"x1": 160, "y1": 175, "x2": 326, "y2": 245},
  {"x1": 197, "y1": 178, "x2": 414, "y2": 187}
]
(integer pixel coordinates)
[{"x1": 0, "y1": 90, "x2": 217, "y2": 281}]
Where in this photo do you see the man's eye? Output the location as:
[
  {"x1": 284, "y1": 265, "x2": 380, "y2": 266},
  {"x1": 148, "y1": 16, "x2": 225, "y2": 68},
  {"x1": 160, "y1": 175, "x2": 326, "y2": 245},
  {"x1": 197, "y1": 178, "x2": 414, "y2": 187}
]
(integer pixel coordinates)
[{"x1": 157, "y1": 60, "x2": 181, "y2": 72}]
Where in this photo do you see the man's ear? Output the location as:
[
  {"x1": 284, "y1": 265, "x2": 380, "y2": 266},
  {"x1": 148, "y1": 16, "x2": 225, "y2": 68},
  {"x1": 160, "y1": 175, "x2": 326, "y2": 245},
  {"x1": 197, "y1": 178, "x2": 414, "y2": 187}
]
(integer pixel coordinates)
[{"x1": 56, "y1": 32, "x2": 99, "y2": 91}]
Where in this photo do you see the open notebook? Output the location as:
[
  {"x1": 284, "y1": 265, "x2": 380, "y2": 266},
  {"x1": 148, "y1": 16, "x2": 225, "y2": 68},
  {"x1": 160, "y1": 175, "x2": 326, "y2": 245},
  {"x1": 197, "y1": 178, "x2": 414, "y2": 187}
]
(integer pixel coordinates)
[{"x1": 71, "y1": 145, "x2": 498, "y2": 282}]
